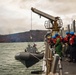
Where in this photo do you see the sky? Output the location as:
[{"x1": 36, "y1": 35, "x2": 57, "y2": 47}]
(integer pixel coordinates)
[{"x1": 0, "y1": 0, "x2": 76, "y2": 34}]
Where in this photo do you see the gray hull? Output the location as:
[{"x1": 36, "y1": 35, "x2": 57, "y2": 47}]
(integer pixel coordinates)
[{"x1": 15, "y1": 52, "x2": 44, "y2": 68}]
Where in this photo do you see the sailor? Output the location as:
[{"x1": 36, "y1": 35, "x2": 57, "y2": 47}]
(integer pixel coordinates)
[
  {"x1": 64, "y1": 32, "x2": 70, "y2": 43},
  {"x1": 52, "y1": 35, "x2": 56, "y2": 46},
  {"x1": 69, "y1": 31, "x2": 76, "y2": 62},
  {"x1": 51, "y1": 36, "x2": 56, "y2": 54},
  {"x1": 26, "y1": 44, "x2": 31, "y2": 52},
  {"x1": 55, "y1": 33, "x2": 62, "y2": 42},
  {"x1": 45, "y1": 32, "x2": 51, "y2": 43},
  {"x1": 55, "y1": 33, "x2": 62, "y2": 57},
  {"x1": 45, "y1": 32, "x2": 52, "y2": 48},
  {"x1": 33, "y1": 43, "x2": 38, "y2": 53},
  {"x1": 64, "y1": 31, "x2": 70, "y2": 58}
]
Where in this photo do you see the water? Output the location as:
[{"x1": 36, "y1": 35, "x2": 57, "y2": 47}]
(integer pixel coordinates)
[{"x1": 0, "y1": 42, "x2": 45, "y2": 75}]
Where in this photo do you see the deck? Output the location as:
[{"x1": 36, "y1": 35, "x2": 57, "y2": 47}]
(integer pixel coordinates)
[
  {"x1": 62, "y1": 58, "x2": 76, "y2": 75},
  {"x1": 42, "y1": 57, "x2": 76, "y2": 75}
]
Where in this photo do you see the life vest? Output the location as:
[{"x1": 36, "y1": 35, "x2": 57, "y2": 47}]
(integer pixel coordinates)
[
  {"x1": 74, "y1": 35, "x2": 76, "y2": 45},
  {"x1": 64, "y1": 34, "x2": 70, "y2": 44},
  {"x1": 69, "y1": 35, "x2": 75, "y2": 45},
  {"x1": 52, "y1": 38, "x2": 56, "y2": 44},
  {"x1": 56, "y1": 35, "x2": 62, "y2": 42}
]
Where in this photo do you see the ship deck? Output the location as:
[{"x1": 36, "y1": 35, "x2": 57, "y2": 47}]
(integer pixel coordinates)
[
  {"x1": 42, "y1": 57, "x2": 76, "y2": 75},
  {"x1": 62, "y1": 57, "x2": 76, "y2": 75}
]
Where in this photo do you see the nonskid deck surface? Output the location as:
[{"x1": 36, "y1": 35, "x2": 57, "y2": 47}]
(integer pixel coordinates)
[
  {"x1": 62, "y1": 58, "x2": 76, "y2": 75},
  {"x1": 41, "y1": 57, "x2": 76, "y2": 75}
]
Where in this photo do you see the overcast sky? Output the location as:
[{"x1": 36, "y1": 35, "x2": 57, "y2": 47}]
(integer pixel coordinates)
[{"x1": 0, "y1": 0, "x2": 76, "y2": 34}]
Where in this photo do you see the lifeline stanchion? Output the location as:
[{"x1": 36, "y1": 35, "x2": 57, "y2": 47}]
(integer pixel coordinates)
[{"x1": 51, "y1": 54, "x2": 59, "y2": 73}]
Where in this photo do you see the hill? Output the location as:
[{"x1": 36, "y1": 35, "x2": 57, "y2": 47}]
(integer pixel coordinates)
[{"x1": 0, "y1": 30, "x2": 47, "y2": 43}]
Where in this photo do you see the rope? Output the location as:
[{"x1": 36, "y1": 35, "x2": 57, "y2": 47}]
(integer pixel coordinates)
[
  {"x1": 35, "y1": 44, "x2": 45, "y2": 54},
  {"x1": 28, "y1": 52, "x2": 41, "y2": 61},
  {"x1": 37, "y1": 44, "x2": 45, "y2": 49},
  {"x1": 31, "y1": 11, "x2": 32, "y2": 31},
  {"x1": 27, "y1": 11, "x2": 34, "y2": 45}
]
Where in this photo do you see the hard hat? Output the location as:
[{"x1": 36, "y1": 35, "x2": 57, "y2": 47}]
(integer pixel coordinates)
[
  {"x1": 66, "y1": 31, "x2": 69, "y2": 35},
  {"x1": 45, "y1": 32, "x2": 50, "y2": 37},
  {"x1": 55, "y1": 33, "x2": 59, "y2": 37},
  {"x1": 52, "y1": 36, "x2": 56, "y2": 39},
  {"x1": 70, "y1": 31, "x2": 74, "y2": 35},
  {"x1": 47, "y1": 36, "x2": 51, "y2": 38}
]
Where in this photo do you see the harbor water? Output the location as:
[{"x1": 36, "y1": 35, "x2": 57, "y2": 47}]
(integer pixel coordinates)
[{"x1": 0, "y1": 42, "x2": 45, "y2": 75}]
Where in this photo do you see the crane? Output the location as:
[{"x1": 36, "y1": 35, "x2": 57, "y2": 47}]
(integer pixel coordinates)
[{"x1": 31, "y1": 7, "x2": 63, "y2": 31}]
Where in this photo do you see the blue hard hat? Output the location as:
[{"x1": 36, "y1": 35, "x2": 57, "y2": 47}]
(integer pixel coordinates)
[
  {"x1": 70, "y1": 31, "x2": 74, "y2": 35},
  {"x1": 52, "y1": 36, "x2": 56, "y2": 39},
  {"x1": 55, "y1": 33, "x2": 59, "y2": 37},
  {"x1": 66, "y1": 31, "x2": 69, "y2": 34}
]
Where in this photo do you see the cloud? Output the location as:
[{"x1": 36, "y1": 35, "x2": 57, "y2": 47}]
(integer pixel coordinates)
[{"x1": 0, "y1": 0, "x2": 76, "y2": 34}]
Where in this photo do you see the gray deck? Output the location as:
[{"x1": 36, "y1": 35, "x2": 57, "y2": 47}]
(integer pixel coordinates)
[{"x1": 62, "y1": 58, "x2": 76, "y2": 75}]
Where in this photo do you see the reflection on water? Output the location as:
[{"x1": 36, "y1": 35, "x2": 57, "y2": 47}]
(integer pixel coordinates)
[{"x1": 0, "y1": 42, "x2": 45, "y2": 75}]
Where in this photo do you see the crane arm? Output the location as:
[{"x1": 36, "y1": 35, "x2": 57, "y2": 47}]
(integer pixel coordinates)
[{"x1": 31, "y1": 7, "x2": 56, "y2": 21}]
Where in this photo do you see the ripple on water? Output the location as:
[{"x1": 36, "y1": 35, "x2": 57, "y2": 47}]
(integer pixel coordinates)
[{"x1": 0, "y1": 42, "x2": 44, "y2": 75}]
